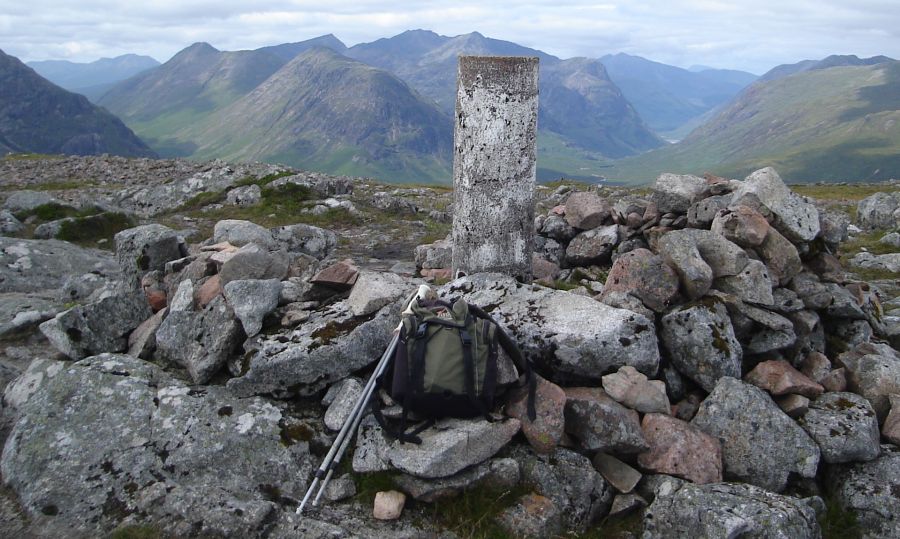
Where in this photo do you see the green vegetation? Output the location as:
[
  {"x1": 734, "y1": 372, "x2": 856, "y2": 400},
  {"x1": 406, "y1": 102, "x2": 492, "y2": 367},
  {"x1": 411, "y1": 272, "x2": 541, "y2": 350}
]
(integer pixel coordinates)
[
  {"x1": 819, "y1": 494, "x2": 862, "y2": 539},
  {"x1": 1, "y1": 153, "x2": 59, "y2": 161},
  {"x1": 14, "y1": 202, "x2": 85, "y2": 222},
  {"x1": 537, "y1": 132, "x2": 613, "y2": 184},
  {"x1": 352, "y1": 471, "x2": 400, "y2": 504},
  {"x1": 56, "y1": 212, "x2": 135, "y2": 247},
  {"x1": 422, "y1": 484, "x2": 532, "y2": 539}
]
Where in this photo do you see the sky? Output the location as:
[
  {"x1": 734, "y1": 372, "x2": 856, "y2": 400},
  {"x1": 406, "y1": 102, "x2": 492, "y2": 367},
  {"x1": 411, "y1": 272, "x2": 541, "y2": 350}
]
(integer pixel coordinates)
[{"x1": 2, "y1": 1, "x2": 899, "y2": 74}]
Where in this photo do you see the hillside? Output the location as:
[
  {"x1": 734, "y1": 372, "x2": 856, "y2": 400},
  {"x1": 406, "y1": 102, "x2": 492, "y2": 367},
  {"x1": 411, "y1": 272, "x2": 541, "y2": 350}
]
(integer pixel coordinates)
[
  {"x1": 255, "y1": 33, "x2": 347, "y2": 61},
  {"x1": 98, "y1": 43, "x2": 287, "y2": 155},
  {"x1": 0, "y1": 49, "x2": 155, "y2": 158},
  {"x1": 176, "y1": 48, "x2": 452, "y2": 182},
  {"x1": 759, "y1": 54, "x2": 895, "y2": 82},
  {"x1": 599, "y1": 53, "x2": 757, "y2": 137},
  {"x1": 609, "y1": 60, "x2": 900, "y2": 184},
  {"x1": 27, "y1": 54, "x2": 159, "y2": 94}
]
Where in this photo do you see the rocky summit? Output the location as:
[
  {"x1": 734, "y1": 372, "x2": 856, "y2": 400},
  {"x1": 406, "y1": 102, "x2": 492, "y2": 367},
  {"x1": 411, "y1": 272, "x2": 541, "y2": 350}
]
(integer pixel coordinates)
[{"x1": 1, "y1": 155, "x2": 900, "y2": 538}]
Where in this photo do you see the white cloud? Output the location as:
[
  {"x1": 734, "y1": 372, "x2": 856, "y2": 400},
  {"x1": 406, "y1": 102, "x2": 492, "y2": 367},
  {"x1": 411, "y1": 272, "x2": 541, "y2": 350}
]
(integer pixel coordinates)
[{"x1": 2, "y1": 0, "x2": 898, "y2": 74}]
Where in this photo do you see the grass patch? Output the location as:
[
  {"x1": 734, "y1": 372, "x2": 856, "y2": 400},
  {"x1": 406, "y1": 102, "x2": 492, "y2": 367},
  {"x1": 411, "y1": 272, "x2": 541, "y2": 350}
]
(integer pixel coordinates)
[
  {"x1": 352, "y1": 471, "x2": 400, "y2": 505},
  {"x1": 175, "y1": 190, "x2": 227, "y2": 212},
  {"x1": 1, "y1": 153, "x2": 59, "y2": 161},
  {"x1": 13, "y1": 202, "x2": 95, "y2": 222},
  {"x1": 790, "y1": 183, "x2": 900, "y2": 202},
  {"x1": 56, "y1": 212, "x2": 136, "y2": 247},
  {"x1": 819, "y1": 494, "x2": 862, "y2": 539},
  {"x1": 424, "y1": 484, "x2": 532, "y2": 539},
  {"x1": 107, "y1": 524, "x2": 163, "y2": 539},
  {"x1": 233, "y1": 170, "x2": 294, "y2": 188},
  {"x1": 575, "y1": 510, "x2": 645, "y2": 538},
  {"x1": 542, "y1": 179, "x2": 595, "y2": 191}
]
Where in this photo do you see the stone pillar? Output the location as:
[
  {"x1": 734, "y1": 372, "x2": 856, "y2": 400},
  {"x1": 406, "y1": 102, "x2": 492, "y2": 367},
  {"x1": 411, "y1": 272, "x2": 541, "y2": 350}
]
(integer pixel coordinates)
[{"x1": 452, "y1": 56, "x2": 539, "y2": 281}]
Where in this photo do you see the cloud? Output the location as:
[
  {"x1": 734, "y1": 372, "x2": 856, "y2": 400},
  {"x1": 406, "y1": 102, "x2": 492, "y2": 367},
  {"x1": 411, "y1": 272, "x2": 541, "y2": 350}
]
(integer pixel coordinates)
[{"x1": 2, "y1": 0, "x2": 899, "y2": 73}]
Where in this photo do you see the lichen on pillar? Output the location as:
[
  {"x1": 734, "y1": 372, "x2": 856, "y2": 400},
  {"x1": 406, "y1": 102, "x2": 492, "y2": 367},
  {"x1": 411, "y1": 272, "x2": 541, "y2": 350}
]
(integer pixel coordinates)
[{"x1": 451, "y1": 56, "x2": 539, "y2": 281}]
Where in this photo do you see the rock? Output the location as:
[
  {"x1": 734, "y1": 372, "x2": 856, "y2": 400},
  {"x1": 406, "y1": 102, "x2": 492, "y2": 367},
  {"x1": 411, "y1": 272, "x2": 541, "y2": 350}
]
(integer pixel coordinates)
[
  {"x1": 651, "y1": 173, "x2": 707, "y2": 213},
  {"x1": 323, "y1": 378, "x2": 364, "y2": 431},
  {"x1": 564, "y1": 387, "x2": 647, "y2": 454},
  {"x1": 114, "y1": 224, "x2": 184, "y2": 291},
  {"x1": 383, "y1": 417, "x2": 520, "y2": 479},
  {"x1": 532, "y1": 254, "x2": 561, "y2": 281},
  {"x1": 691, "y1": 377, "x2": 820, "y2": 492},
  {"x1": 592, "y1": 453, "x2": 642, "y2": 494},
  {"x1": 496, "y1": 493, "x2": 562, "y2": 539},
  {"x1": 218, "y1": 243, "x2": 290, "y2": 285},
  {"x1": 799, "y1": 392, "x2": 881, "y2": 464},
  {"x1": 756, "y1": 227, "x2": 802, "y2": 286},
  {"x1": 564, "y1": 191, "x2": 611, "y2": 230},
  {"x1": 829, "y1": 319, "x2": 874, "y2": 347},
  {"x1": 636, "y1": 473, "x2": 687, "y2": 503},
  {"x1": 822, "y1": 283, "x2": 867, "y2": 320},
  {"x1": 660, "y1": 300, "x2": 742, "y2": 392},
  {"x1": 169, "y1": 279, "x2": 195, "y2": 312},
  {"x1": 505, "y1": 374, "x2": 566, "y2": 453},
  {"x1": 127, "y1": 308, "x2": 166, "y2": 359},
  {"x1": 447, "y1": 274, "x2": 660, "y2": 384},
  {"x1": 39, "y1": 292, "x2": 151, "y2": 360},
  {"x1": 710, "y1": 205, "x2": 770, "y2": 247},
  {"x1": 881, "y1": 231, "x2": 900, "y2": 247},
  {"x1": 155, "y1": 295, "x2": 244, "y2": 384},
  {"x1": 195, "y1": 274, "x2": 222, "y2": 309},
  {"x1": 857, "y1": 191, "x2": 900, "y2": 230},
  {"x1": 0, "y1": 354, "x2": 311, "y2": 538},
  {"x1": 820, "y1": 209, "x2": 850, "y2": 247},
  {"x1": 310, "y1": 259, "x2": 359, "y2": 290},
  {"x1": 414, "y1": 238, "x2": 452, "y2": 269},
  {"x1": 745, "y1": 359, "x2": 824, "y2": 398},
  {"x1": 609, "y1": 493, "x2": 647, "y2": 517},
  {"x1": 771, "y1": 287, "x2": 805, "y2": 313},
  {"x1": 713, "y1": 259, "x2": 774, "y2": 305},
  {"x1": 738, "y1": 301, "x2": 799, "y2": 355},
  {"x1": 225, "y1": 184, "x2": 261, "y2": 206},
  {"x1": 657, "y1": 229, "x2": 748, "y2": 299},
  {"x1": 601, "y1": 248, "x2": 679, "y2": 312},
  {"x1": 496, "y1": 493, "x2": 562, "y2": 538},
  {"x1": 601, "y1": 365, "x2": 670, "y2": 414},
  {"x1": 778, "y1": 394, "x2": 811, "y2": 418},
  {"x1": 229, "y1": 299, "x2": 400, "y2": 397},
  {"x1": 3, "y1": 190, "x2": 59, "y2": 213},
  {"x1": 2, "y1": 239, "x2": 120, "y2": 295},
  {"x1": 511, "y1": 445, "x2": 613, "y2": 532},
  {"x1": 222, "y1": 279, "x2": 282, "y2": 337},
  {"x1": 838, "y1": 342, "x2": 900, "y2": 420},
  {"x1": 212, "y1": 219, "x2": 275, "y2": 249},
  {"x1": 800, "y1": 351, "x2": 832, "y2": 384},
  {"x1": 731, "y1": 167, "x2": 820, "y2": 243},
  {"x1": 565, "y1": 224, "x2": 618, "y2": 266},
  {"x1": 849, "y1": 251, "x2": 900, "y2": 274},
  {"x1": 346, "y1": 271, "x2": 413, "y2": 317},
  {"x1": 637, "y1": 413, "x2": 723, "y2": 484},
  {"x1": 394, "y1": 458, "x2": 520, "y2": 502},
  {"x1": 0, "y1": 209, "x2": 24, "y2": 235},
  {"x1": 322, "y1": 473, "x2": 356, "y2": 502},
  {"x1": 540, "y1": 214, "x2": 579, "y2": 242},
  {"x1": 821, "y1": 368, "x2": 848, "y2": 393},
  {"x1": 373, "y1": 490, "x2": 406, "y2": 520},
  {"x1": 270, "y1": 223, "x2": 336, "y2": 260},
  {"x1": 643, "y1": 482, "x2": 821, "y2": 539},
  {"x1": 825, "y1": 444, "x2": 900, "y2": 539},
  {"x1": 883, "y1": 395, "x2": 900, "y2": 445},
  {"x1": 687, "y1": 195, "x2": 731, "y2": 229},
  {"x1": 269, "y1": 172, "x2": 354, "y2": 198}
]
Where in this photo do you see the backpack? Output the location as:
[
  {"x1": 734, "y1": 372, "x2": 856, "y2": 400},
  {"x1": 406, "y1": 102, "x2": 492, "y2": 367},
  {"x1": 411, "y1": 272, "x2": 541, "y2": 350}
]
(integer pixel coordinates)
[{"x1": 374, "y1": 296, "x2": 537, "y2": 444}]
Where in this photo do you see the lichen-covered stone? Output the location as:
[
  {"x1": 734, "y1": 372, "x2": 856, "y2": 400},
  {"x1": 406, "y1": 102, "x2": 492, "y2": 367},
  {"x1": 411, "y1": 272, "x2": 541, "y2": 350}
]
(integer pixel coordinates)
[
  {"x1": 222, "y1": 279, "x2": 282, "y2": 337},
  {"x1": 601, "y1": 248, "x2": 679, "y2": 313},
  {"x1": 637, "y1": 413, "x2": 723, "y2": 484},
  {"x1": 496, "y1": 493, "x2": 562, "y2": 539},
  {"x1": 565, "y1": 225, "x2": 618, "y2": 266},
  {"x1": 564, "y1": 387, "x2": 648, "y2": 454},
  {"x1": 825, "y1": 444, "x2": 900, "y2": 539},
  {"x1": 657, "y1": 229, "x2": 748, "y2": 299},
  {"x1": 114, "y1": 224, "x2": 184, "y2": 291},
  {"x1": 564, "y1": 191, "x2": 611, "y2": 230},
  {"x1": 212, "y1": 219, "x2": 276, "y2": 249},
  {"x1": 731, "y1": 167, "x2": 820, "y2": 243},
  {"x1": 691, "y1": 377, "x2": 820, "y2": 492},
  {"x1": 838, "y1": 342, "x2": 900, "y2": 420},
  {"x1": 651, "y1": 173, "x2": 707, "y2": 213},
  {"x1": 799, "y1": 392, "x2": 881, "y2": 464}
]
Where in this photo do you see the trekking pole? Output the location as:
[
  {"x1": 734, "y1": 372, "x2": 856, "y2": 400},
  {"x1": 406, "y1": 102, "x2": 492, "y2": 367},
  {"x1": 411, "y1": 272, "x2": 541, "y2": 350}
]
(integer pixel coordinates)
[
  {"x1": 310, "y1": 334, "x2": 398, "y2": 507},
  {"x1": 297, "y1": 285, "x2": 435, "y2": 515}
]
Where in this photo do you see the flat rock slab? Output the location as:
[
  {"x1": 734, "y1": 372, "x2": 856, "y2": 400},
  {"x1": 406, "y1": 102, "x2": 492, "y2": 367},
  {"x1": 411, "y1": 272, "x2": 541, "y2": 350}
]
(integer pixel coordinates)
[
  {"x1": 838, "y1": 342, "x2": 900, "y2": 420},
  {"x1": 114, "y1": 224, "x2": 184, "y2": 291},
  {"x1": 0, "y1": 238, "x2": 120, "y2": 294},
  {"x1": 395, "y1": 458, "x2": 520, "y2": 502},
  {"x1": 637, "y1": 413, "x2": 723, "y2": 484},
  {"x1": 444, "y1": 273, "x2": 660, "y2": 384},
  {"x1": 643, "y1": 482, "x2": 821, "y2": 539},
  {"x1": 691, "y1": 377, "x2": 820, "y2": 492},
  {"x1": 601, "y1": 248, "x2": 679, "y2": 313},
  {"x1": 745, "y1": 359, "x2": 824, "y2": 399},
  {"x1": 799, "y1": 392, "x2": 881, "y2": 464},
  {"x1": 0, "y1": 354, "x2": 311, "y2": 538},
  {"x1": 564, "y1": 387, "x2": 647, "y2": 454},
  {"x1": 505, "y1": 374, "x2": 566, "y2": 453}
]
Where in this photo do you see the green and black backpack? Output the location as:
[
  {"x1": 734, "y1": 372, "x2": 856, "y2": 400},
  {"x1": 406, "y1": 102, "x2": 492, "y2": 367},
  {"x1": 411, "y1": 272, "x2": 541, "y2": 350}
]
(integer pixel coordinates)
[{"x1": 374, "y1": 297, "x2": 537, "y2": 444}]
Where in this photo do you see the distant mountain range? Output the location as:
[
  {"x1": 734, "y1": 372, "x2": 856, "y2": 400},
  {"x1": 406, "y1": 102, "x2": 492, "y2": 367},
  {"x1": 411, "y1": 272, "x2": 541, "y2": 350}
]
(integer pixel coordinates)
[
  {"x1": 27, "y1": 54, "x2": 160, "y2": 102},
  {"x1": 0, "y1": 49, "x2": 155, "y2": 158},
  {"x1": 610, "y1": 56, "x2": 900, "y2": 183}
]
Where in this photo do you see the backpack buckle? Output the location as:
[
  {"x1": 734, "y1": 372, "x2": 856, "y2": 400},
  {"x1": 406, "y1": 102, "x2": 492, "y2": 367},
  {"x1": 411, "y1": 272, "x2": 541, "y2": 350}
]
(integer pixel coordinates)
[
  {"x1": 415, "y1": 323, "x2": 429, "y2": 339},
  {"x1": 460, "y1": 329, "x2": 472, "y2": 346}
]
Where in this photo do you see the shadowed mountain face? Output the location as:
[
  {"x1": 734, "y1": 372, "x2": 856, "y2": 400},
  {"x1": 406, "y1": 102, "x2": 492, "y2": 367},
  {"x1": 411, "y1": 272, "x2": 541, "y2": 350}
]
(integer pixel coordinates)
[
  {"x1": 0, "y1": 49, "x2": 156, "y2": 158},
  {"x1": 610, "y1": 59, "x2": 900, "y2": 183},
  {"x1": 346, "y1": 31, "x2": 664, "y2": 161},
  {"x1": 599, "y1": 53, "x2": 757, "y2": 136},
  {"x1": 255, "y1": 34, "x2": 347, "y2": 62}
]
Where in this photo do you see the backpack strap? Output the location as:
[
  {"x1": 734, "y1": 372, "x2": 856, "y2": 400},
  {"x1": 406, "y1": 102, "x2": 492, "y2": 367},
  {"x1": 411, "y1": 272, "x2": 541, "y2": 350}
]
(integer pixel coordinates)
[
  {"x1": 467, "y1": 303, "x2": 537, "y2": 421},
  {"x1": 459, "y1": 315, "x2": 494, "y2": 422}
]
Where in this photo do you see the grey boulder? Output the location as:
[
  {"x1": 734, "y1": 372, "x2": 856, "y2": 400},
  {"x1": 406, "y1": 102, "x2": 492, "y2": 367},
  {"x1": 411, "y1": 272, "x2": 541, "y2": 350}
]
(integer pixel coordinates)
[
  {"x1": 218, "y1": 243, "x2": 290, "y2": 285},
  {"x1": 564, "y1": 387, "x2": 648, "y2": 454},
  {"x1": 731, "y1": 167, "x2": 820, "y2": 243},
  {"x1": 39, "y1": 291, "x2": 151, "y2": 360},
  {"x1": 270, "y1": 223, "x2": 337, "y2": 260},
  {"x1": 651, "y1": 173, "x2": 707, "y2": 213},
  {"x1": 837, "y1": 342, "x2": 900, "y2": 420},
  {"x1": 643, "y1": 482, "x2": 821, "y2": 539},
  {"x1": 713, "y1": 259, "x2": 774, "y2": 305},
  {"x1": 212, "y1": 219, "x2": 276, "y2": 249},
  {"x1": 691, "y1": 377, "x2": 820, "y2": 492},
  {"x1": 346, "y1": 270, "x2": 416, "y2": 317},
  {"x1": 660, "y1": 300, "x2": 742, "y2": 392},
  {"x1": 799, "y1": 392, "x2": 881, "y2": 464},
  {"x1": 114, "y1": 224, "x2": 185, "y2": 291},
  {"x1": 565, "y1": 224, "x2": 618, "y2": 266},
  {"x1": 223, "y1": 279, "x2": 282, "y2": 337},
  {"x1": 826, "y1": 444, "x2": 900, "y2": 539},
  {"x1": 0, "y1": 354, "x2": 311, "y2": 538},
  {"x1": 857, "y1": 191, "x2": 900, "y2": 230},
  {"x1": 0, "y1": 209, "x2": 23, "y2": 235},
  {"x1": 0, "y1": 238, "x2": 120, "y2": 294},
  {"x1": 657, "y1": 228, "x2": 748, "y2": 299}
]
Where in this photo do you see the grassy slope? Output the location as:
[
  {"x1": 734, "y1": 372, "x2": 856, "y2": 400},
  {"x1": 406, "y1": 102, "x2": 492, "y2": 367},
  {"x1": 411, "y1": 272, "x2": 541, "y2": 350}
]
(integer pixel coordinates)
[{"x1": 608, "y1": 63, "x2": 900, "y2": 185}]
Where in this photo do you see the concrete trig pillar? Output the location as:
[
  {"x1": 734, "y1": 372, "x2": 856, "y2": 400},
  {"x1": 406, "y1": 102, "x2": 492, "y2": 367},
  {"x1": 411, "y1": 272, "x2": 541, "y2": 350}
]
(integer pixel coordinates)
[{"x1": 452, "y1": 56, "x2": 539, "y2": 281}]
